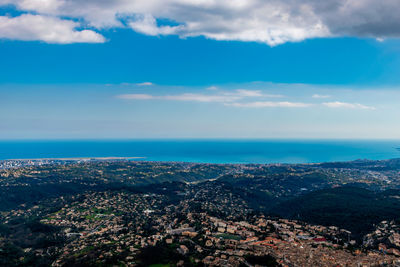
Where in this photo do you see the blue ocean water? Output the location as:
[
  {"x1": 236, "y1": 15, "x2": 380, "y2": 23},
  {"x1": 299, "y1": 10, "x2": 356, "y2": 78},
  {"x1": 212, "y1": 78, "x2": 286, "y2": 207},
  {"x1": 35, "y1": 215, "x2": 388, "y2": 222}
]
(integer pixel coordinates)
[{"x1": 0, "y1": 140, "x2": 399, "y2": 164}]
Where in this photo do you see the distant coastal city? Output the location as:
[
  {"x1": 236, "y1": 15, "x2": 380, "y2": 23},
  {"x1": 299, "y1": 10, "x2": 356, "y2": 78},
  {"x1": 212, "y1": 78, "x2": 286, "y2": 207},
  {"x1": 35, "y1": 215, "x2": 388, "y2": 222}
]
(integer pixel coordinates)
[{"x1": 0, "y1": 157, "x2": 143, "y2": 170}]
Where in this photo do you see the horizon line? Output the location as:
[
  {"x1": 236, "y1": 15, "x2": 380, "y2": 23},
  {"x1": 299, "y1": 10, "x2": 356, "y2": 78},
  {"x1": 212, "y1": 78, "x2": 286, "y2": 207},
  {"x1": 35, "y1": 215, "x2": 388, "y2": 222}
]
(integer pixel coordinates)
[{"x1": 0, "y1": 138, "x2": 400, "y2": 142}]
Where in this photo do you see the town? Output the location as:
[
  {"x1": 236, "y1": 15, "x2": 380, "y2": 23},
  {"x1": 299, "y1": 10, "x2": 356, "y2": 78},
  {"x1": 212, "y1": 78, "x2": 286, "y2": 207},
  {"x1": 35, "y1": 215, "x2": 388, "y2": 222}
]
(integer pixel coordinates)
[{"x1": 1, "y1": 159, "x2": 400, "y2": 266}]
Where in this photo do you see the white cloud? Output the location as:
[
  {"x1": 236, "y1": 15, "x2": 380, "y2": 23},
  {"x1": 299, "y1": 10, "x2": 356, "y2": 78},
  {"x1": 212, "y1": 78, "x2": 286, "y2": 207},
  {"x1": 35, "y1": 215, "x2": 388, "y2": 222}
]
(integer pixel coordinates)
[
  {"x1": 117, "y1": 89, "x2": 307, "y2": 109},
  {"x1": 230, "y1": 89, "x2": 283, "y2": 98},
  {"x1": 5, "y1": 0, "x2": 400, "y2": 45},
  {"x1": 3, "y1": 0, "x2": 63, "y2": 14},
  {"x1": 118, "y1": 94, "x2": 154, "y2": 100},
  {"x1": 323, "y1": 101, "x2": 376, "y2": 110},
  {"x1": 3, "y1": 0, "x2": 327, "y2": 45},
  {"x1": 165, "y1": 93, "x2": 240, "y2": 102},
  {"x1": 136, "y1": 82, "x2": 154, "y2": 86},
  {"x1": 226, "y1": 101, "x2": 312, "y2": 108},
  {"x1": 0, "y1": 14, "x2": 105, "y2": 43},
  {"x1": 118, "y1": 93, "x2": 241, "y2": 103},
  {"x1": 117, "y1": 89, "x2": 283, "y2": 103},
  {"x1": 128, "y1": 14, "x2": 184, "y2": 36},
  {"x1": 114, "y1": 82, "x2": 154, "y2": 86},
  {"x1": 235, "y1": 89, "x2": 263, "y2": 97},
  {"x1": 312, "y1": 94, "x2": 331, "y2": 99},
  {"x1": 117, "y1": 90, "x2": 377, "y2": 111}
]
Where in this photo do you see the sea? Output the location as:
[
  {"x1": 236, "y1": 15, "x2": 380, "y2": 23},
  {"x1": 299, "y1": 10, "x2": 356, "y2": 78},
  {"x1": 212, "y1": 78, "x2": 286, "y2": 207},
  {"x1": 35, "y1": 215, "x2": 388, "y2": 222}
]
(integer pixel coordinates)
[{"x1": 0, "y1": 140, "x2": 400, "y2": 164}]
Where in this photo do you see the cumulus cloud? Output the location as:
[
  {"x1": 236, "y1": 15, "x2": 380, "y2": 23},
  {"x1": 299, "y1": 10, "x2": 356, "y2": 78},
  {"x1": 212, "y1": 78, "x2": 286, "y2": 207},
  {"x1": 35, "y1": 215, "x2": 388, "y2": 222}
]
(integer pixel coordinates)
[
  {"x1": 128, "y1": 14, "x2": 184, "y2": 36},
  {"x1": 318, "y1": 0, "x2": 400, "y2": 38},
  {"x1": 2, "y1": 0, "x2": 400, "y2": 45},
  {"x1": 323, "y1": 101, "x2": 376, "y2": 110},
  {"x1": 0, "y1": 14, "x2": 105, "y2": 43}
]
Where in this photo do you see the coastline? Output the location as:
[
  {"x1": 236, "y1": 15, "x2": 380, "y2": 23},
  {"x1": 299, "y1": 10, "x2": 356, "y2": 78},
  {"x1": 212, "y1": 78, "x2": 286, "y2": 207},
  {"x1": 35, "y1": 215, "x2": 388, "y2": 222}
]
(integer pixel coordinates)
[
  {"x1": 0, "y1": 139, "x2": 399, "y2": 164},
  {"x1": 2, "y1": 156, "x2": 145, "y2": 161}
]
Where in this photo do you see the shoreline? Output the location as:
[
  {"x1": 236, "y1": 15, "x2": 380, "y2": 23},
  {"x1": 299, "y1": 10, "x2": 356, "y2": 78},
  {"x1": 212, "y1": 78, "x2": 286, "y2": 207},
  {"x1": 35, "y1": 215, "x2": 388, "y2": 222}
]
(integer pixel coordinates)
[
  {"x1": 1, "y1": 157, "x2": 145, "y2": 161},
  {"x1": 1, "y1": 156, "x2": 399, "y2": 164}
]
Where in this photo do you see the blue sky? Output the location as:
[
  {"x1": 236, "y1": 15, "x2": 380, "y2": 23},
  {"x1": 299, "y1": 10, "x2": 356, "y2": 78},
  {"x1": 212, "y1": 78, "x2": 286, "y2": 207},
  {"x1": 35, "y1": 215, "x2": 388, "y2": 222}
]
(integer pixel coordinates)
[{"x1": 1, "y1": 1, "x2": 400, "y2": 139}]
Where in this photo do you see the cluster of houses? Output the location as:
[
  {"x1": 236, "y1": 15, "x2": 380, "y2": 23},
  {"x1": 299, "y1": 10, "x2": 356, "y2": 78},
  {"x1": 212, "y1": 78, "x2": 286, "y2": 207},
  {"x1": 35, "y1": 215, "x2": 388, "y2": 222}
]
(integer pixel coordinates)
[{"x1": 14, "y1": 190, "x2": 397, "y2": 266}]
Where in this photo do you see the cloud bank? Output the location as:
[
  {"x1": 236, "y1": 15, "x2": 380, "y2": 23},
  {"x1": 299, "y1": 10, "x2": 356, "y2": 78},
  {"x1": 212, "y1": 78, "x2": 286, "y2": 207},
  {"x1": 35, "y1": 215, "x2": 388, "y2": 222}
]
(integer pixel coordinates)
[
  {"x1": 1, "y1": 0, "x2": 400, "y2": 44},
  {"x1": 117, "y1": 89, "x2": 281, "y2": 103},
  {"x1": 117, "y1": 88, "x2": 375, "y2": 110}
]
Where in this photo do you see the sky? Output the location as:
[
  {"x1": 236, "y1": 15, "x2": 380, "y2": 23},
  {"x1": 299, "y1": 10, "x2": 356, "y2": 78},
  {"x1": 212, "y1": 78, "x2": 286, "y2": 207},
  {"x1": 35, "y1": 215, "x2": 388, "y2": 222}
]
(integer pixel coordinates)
[{"x1": 1, "y1": 0, "x2": 400, "y2": 139}]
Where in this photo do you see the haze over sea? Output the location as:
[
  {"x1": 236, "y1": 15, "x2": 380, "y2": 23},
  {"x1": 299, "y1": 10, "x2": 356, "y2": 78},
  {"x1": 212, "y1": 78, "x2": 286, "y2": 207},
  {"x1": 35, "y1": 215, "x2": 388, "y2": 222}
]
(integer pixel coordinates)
[{"x1": 0, "y1": 140, "x2": 399, "y2": 164}]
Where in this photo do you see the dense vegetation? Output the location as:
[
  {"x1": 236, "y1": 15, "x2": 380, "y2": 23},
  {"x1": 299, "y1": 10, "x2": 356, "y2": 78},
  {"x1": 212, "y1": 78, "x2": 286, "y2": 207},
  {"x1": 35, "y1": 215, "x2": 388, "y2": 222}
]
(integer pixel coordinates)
[{"x1": 271, "y1": 187, "x2": 400, "y2": 239}]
